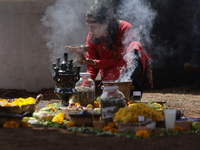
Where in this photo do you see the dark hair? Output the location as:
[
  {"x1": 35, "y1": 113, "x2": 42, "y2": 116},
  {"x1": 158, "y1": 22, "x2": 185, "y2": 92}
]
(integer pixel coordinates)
[{"x1": 86, "y1": 4, "x2": 119, "y2": 50}]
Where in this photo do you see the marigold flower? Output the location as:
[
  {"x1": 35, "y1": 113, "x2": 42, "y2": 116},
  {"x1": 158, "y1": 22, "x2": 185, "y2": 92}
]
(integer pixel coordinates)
[
  {"x1": 128, "y1": 100, "x2": 134, "y2": 104},
  {"x1": 0, "y1": 99, "x2": 8, "y2": 103},
  {"x1": 76, "y1": 103, "x2": 81, "y2": 106},
  {"x1": 135, "y1": 130, "x2": 150, "y2": 138},
  {"x1": 52, "y1": 112, "x2": 64, "y2": 124},
  {"x1": 67, "y1": 120, "x2": 75, "y2": 128},
  {"x1": 51, "y1": 107, "x2": 57, "y2": 112},
  {"x1": 3, "y1": 121, "x2": 11, "y2": 128},
  {"x1": 11, "y1": 97, "x2": 35, "y2": 107},
  {"x1": 93, "y1": 101, "x2": 100, "y2": 108},
  {"x1": 174, "y1": 126, "x2": 183, "y2": 131},
  {"x1": 103, "y1": 126, "x2": 112, "y2": 131},
  {"x1": 107, "y1": 122, "x2": 115, "y2": 128},
  {"x1": 4, "y1": 103, "x2": 13, "y2": 107},
  {"x1": 113, "y1": 103, "x2": 163, "y2": 124},
  {"x1": 3, "y1": 121, "x2": 19, "y2": 128},
  {"x1": 109, "y1": 128, "x2": 118, "y2": 133},
  {"x1": 21, "y1": 121, "x2": 31, "y2": 127},
  {"x1": 46, "y1": 104, "x2": 53, "y2": 107}
]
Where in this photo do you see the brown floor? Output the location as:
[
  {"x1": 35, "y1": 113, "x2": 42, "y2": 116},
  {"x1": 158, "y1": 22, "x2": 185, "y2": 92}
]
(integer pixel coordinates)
[{"x1": 0, "y1": 86, "x2": 200, "y2": 150}]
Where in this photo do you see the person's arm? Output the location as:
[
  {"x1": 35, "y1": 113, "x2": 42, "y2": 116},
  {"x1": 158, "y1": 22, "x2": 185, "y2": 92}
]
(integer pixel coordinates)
[{"x1": 84, "y1": 34, "x2": 100, "y2": 81}]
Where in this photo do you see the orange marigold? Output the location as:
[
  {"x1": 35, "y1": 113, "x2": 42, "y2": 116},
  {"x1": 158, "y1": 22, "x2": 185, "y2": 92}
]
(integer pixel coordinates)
[
  {"x1": 174, "y1": 126, "x2": 183, "y2": 131},
  {"x1": 3, "y1": 121, "x2": 19, "y2": 128},
  {"x1": 109, "y1": 128, "x2": 118, "y2": 133},
  {"x1": 4, "y1": 103, "x2": 13, "y2": 107},
  {"x1": 128, "y1": 100, "x2": 134, "y2": 104},
  {"x1": 51, "y1": 107, "x2": 57, "y2": 112},
  {"x1": 67, "y1": 120, "x2": 75, "y2": 128},
  {"x1": 107, "y1": 122, "x2": 115, "y2": 128},
  {"x1": 93, "y1": 101, "x2": 100, "y2": 108},
  {"x1": 135, "y1": 130, "x2": 150, "y2": 138},
  {"x1": 103, "y1": 126, "x2": 112, "y2": 131},
  {"x1": 21, "y1": 121, "x2": 31, "y2": 127}
]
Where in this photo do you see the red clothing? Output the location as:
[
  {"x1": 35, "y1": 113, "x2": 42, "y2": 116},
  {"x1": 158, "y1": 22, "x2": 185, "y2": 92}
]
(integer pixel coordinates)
[{"x1": 86, "y1": 21, "x2": 146, "y2": 81}]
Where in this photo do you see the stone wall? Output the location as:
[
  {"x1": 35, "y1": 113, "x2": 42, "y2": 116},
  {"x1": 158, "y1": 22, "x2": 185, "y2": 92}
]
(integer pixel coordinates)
[{"x1": 0, "y1": 0, "x2": 93, "y2": 92}]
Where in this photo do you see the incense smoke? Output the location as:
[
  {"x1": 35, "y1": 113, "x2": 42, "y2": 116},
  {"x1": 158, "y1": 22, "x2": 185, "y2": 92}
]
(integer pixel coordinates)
[
  {"x1": 113, "y1": 0, "x2": 157, "y2": 80},
  {"x1": 41, "y1": 0, "x2": 92, "y2": 71}
]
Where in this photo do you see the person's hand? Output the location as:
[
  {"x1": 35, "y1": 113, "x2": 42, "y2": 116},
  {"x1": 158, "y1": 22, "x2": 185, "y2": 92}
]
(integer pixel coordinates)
[{"x1": 81, "y1": 59, "x2": 95, "y2": 66}]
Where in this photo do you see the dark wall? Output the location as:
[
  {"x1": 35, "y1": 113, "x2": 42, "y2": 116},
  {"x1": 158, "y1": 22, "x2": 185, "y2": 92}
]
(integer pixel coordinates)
[{"x1": 149, "y1": 0, "x2": 200, "y2": 89}]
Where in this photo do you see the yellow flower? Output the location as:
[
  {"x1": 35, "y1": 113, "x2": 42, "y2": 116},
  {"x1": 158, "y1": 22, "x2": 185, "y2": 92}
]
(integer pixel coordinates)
[
  {"x1": 52, "y1": 112, "x2": 64, "y2": 124},
  {"x1": 0, "y1": 99, "x2": 8, "y2": 103},
  {"x1": 3, "y1": 121, "x2": 19, "y2": 128},
  {"x1": 76, "y1": 103, "x2": 81, "y2": 106},
  {"x1": 153, "y1": 102, "x2": 162, "y2": 109},
  {"x1": 135, "y1": 130, "x2": 150, "y2": 138},
  {"x1": 129, "y1": 104, "x2": 135, "y2": 107},
  {"x1": 46, "y1": 104, "x2": 53, "y2": 107},
  {"x1": 51, "y1": 107, "x2": 57, "y2": 112},
  {"x1": 67, "y1": 120, "x2": 75, "y2": 128},
  {"x1": 11, "y1": 97, "x2": 35, "y2": 107}
]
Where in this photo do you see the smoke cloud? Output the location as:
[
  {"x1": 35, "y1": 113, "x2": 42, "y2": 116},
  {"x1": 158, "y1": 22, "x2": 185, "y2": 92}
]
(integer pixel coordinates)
[
  {"x1": 42, "y1": 0, "x2": 200, "y2": 76},
  {"x1": 41, "y1": 0, "x2": 93, "y2": 71},
  {"x1": 115, "y1": 0, "x2": 157, "y2": 50}
]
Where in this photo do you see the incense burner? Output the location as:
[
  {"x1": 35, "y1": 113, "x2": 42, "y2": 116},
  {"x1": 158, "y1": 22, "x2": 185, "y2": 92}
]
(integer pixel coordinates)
[{"x1": 52, "y1": 53, "x2": 80, "y2": 106}]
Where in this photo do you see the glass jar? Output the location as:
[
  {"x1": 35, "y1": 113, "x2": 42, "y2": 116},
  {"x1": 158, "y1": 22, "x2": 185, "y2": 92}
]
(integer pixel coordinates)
[
  {"x1": 100, "y1": 85, "x2": 126, "y2": 124},
  {"x1": 74, "y1": 72, "x2": 95, "y2": 106}
]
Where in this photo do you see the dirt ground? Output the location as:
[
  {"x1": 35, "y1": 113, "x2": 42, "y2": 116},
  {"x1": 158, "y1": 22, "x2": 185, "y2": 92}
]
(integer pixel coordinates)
[{"x1": 0, "y1": 86, "x2": 200, "y2": 150}]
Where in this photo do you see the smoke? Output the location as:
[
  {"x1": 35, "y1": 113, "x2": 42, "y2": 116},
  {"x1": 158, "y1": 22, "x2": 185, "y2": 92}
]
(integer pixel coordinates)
[
  {"x1": 116, "y1": 52, "x2": 138, "y2": 82},
  {"x1": 116, "y1": 0, "x2": 157, "y2": 50},
  {"x1": 109, "y1": 0, "x2": 157, "y2": 79},
  {"x1": 41, "y1": 0, "x2": 92, "y2": 69}
]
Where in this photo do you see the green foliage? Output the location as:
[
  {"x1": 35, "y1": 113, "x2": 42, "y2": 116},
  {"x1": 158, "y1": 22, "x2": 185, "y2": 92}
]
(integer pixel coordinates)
[{"x1": 36, "y1": 118, "x2": 200, "y2": 140}]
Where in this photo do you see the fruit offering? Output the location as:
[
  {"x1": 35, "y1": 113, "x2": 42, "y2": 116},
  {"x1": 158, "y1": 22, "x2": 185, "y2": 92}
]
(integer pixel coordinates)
[{"x1": 192, "y1": 121, "x2": 200, "y2": 131}]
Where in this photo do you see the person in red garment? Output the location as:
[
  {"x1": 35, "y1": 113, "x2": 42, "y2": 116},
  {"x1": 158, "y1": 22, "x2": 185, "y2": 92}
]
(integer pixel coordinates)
[{"x1": 80, "y1": 4, "x2": 148, "y2": 100}]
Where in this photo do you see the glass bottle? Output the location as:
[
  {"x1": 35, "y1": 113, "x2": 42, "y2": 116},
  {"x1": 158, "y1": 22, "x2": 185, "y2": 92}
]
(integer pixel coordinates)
[
  {"x1": 74, "y1": 72, "x2": 95, "y2": 106},
  {"x1": 100, "y1": 85, "x2": 126, "y2": 124}
]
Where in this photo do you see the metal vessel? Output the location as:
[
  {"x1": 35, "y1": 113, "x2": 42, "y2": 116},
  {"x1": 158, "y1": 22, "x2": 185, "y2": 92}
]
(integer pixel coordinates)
[{"x1": 52, "y1": 53, "x2": 80, "y2": 106}]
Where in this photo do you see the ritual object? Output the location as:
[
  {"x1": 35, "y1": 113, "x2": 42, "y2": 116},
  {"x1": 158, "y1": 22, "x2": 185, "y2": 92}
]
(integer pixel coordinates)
[
  {"x1": 65, "y1": 44, "x2": 89, "y2": 63},
  {"x1": 74, "y1": 72, "x2": 95, "y2": 106},
  {"x1": 100, "y1": 85, "x2": 126, "y2": 124},
  {"x1": 102, "y1": 80, "x2": 133, "y2": 102},
  {"x1": 52, "y1": 53, "x2": 80, "y2": 106}
]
